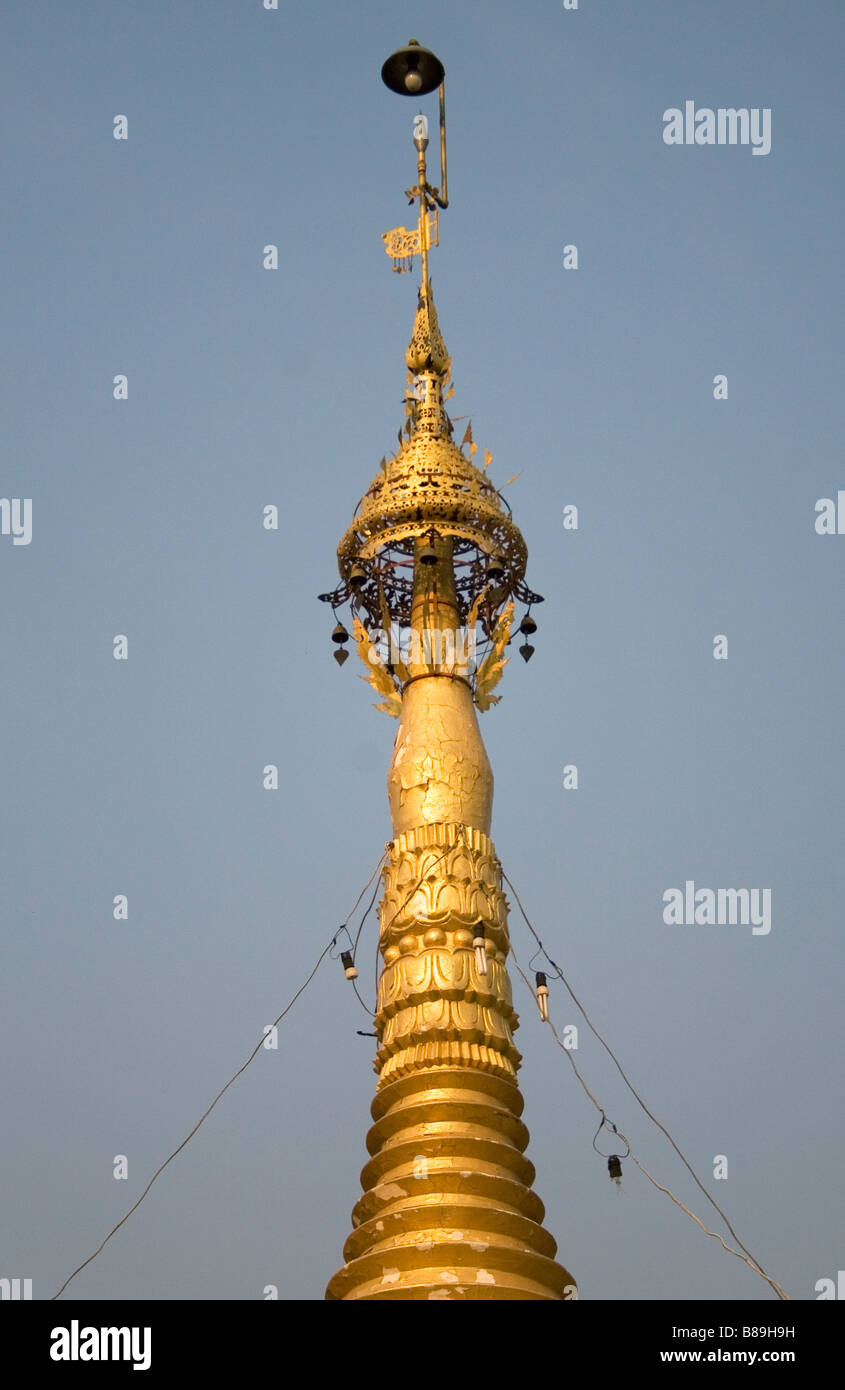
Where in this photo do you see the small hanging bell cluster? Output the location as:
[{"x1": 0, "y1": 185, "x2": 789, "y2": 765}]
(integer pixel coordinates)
[
  {"x1": 519, "y1": 610, "x2": 537, "y2": 663},
  {"x1": 326, "y1": 561, "x2": 369, "y2": 666},
  {"x1": 478, "y1": 549, "x2": 540, "y2": 664},
  {"x1": 331, "y1": 616, "x2": 350, "y2": 666},
  {"x1": 322, "y1": 535, "x2": 543, "y2": 688}
]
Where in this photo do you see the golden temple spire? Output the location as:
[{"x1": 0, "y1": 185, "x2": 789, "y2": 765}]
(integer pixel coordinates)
[{"x1": 319, "y1": 42, "x2": 570, "y2": 1300}]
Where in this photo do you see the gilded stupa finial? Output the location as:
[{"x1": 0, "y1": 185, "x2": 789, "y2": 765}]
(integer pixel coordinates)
[
  {"x1": 319, "y1": 70, "x2": 543, "y2": 699},
  {"x1": 319, "y1": 45, "x2": 573, "y2": 1300}
]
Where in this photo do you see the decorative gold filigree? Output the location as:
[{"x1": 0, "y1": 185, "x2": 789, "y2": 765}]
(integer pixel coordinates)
[
  {"x1": 321, "y1": 270, "x2": 543, "y2": 701},
  {"x1": 382, "y1": 211, "x2": 438, "y2": 266},
  {"x1": 376, "y1": 1040, "x2": 517, "y2": 1086},
  {"x1": 377, "y1": 949, "x2": 514, "y2": 1014},
  {"x1": 352, "y1": 616, "x2": 402, "y2": 716},
  {"x1": 338, "y1": 436, "x2": 528, "y2": 601},
  {"x1": 474, "y1": 602, "x2": 513, "y2": 711},
  {"x1": 371, "y1": 825, "x2": 521, "y2": 1084},
  {"x1": 379, "y1": 823, "x2": 507, "y2": 945},
  {"x1": 406, "y1": 278, "x2": 450, "y2": 377}
]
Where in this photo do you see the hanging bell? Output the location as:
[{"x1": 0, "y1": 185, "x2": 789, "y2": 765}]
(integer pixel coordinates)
[
  {"x1": 331, "y1": 622, "x2": 349, "y2": 644},
  {"x1": 472, "y1": 934, "x2": 488, "y2": 975},
  {"x1": 419, "y1": 538, "x2": 439, "y2": 566},
  {"x1": 340, "y1": 950, "x2": 358, "y2": 981},
  {"x1": 608, "y1": 1155, "x2": 623, "y2": 1186},
  {"x1": 349, "y1": 564, "x2": 366, "y2": 590},
  {"x1": 520, "y1": 613, "x2": 537, "y2": 635},
  {"x1": 333, "y1": 648, "x2": 349, "y2": 667},
  {"x1": 519, "y1": 642, "x2": 535, "y2": 663},
  {"x1": 485, "y1": 553, "x2": 504, "y2": 582},
  {"x1": 535, "y1": 971, "x2": 549, "y2": 1022}
]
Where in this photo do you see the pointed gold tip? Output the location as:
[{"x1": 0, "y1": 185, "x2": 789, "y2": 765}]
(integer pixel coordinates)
[{"x1": 406, "y1": 277, "x2": 450, "y2": 377}]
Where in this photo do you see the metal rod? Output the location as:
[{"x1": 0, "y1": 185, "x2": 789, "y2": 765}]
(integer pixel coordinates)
[
  {"x1": 417, "y1": 134, "x2": 429, "y2": 287},
  {"x1": 437, "y1": 81, "x2": 448, "y2": 207}
]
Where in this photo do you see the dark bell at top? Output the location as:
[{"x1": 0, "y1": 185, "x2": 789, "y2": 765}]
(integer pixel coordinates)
[{"x1": 381, "y1": 40, "x2": 445, "y2": 97}]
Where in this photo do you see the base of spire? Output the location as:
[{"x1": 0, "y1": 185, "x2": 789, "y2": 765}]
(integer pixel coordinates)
[{"x1": 325, "y1": 1068, "x2": 575, "y2": 1301}]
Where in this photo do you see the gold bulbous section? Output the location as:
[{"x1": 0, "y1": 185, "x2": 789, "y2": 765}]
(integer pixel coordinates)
[{"x1": 388, "y1": 677, "x2": 493, "y2": 834}]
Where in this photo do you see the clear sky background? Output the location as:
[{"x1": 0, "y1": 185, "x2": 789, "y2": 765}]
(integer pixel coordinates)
[{"x1": 2, "y1": 0, "x2": 842, "y2": 1302}]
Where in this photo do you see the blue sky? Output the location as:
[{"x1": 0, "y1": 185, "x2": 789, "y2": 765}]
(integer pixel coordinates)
[{"x1": 2, "y1": 0, "x2": 842, "y2": 1301}]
